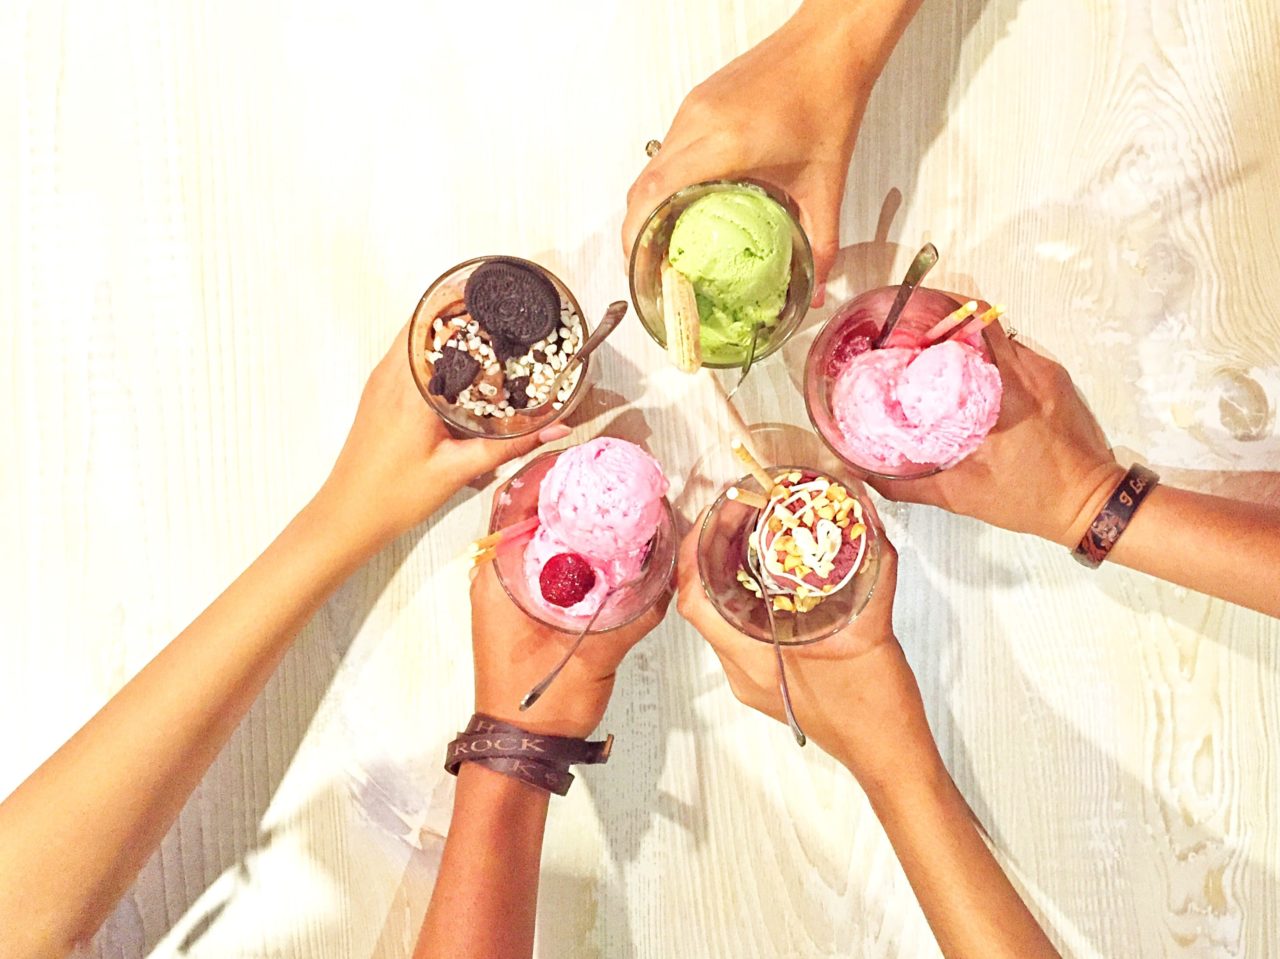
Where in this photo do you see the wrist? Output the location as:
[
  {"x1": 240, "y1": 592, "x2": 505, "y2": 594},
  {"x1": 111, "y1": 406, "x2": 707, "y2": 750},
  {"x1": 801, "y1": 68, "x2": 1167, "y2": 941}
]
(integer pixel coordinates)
[
  {"x1": 1052, "y1": 462, "x2": 1127, "y2": 548},
  {"x1": 299, "y1": 480, "x2": 392, "y2": 565},
  {"x1": 858, "y1": 740, "x2": 953, "y2": 817},
  {"x1": 471, "y1": 703, "x2": 602, "y2": 740},
  {"x1": 309, "y1": 470, "x2": 451, "y2": 558},
  {"x1": 828, "y1": 700, "x2": 945, "y2": 799},
  {"x1": 456, "y1": 760, "x2": 552, "y2": 811},
  {"x1": 794, "y1": 0, "x2": 920, "y2": 90}
]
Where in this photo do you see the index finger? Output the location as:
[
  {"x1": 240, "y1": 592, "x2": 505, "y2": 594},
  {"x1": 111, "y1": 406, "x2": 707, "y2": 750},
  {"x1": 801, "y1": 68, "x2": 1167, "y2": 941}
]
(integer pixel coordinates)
[
  {"x1": 621, "y1": 158, "x2": 670, "y2": 263},
  {"x1": 982, "y1": 319, "x2": 1026, "y2": 374},
  {"x1": 675, "y1": 515, "x2": 706, "y2": 597}
]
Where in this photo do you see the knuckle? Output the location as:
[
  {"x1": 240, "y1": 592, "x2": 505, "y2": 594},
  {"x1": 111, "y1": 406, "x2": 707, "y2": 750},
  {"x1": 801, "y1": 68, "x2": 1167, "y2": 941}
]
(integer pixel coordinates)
[
  {"x1": 675, "y1": 587, "x2": 696, "y2": 621},
  {"x1": 628, "y1": 167, "x2": 666, "y2": 206},
  {"x1": 677, "y1": 86, "x2": 712, "y2": 121},
  {"x1": 726, "y1": 677, "x2": 752, "y2": 707},
  {"x1": 811, "y1": 237, "x2": 839, "y2": 265}
]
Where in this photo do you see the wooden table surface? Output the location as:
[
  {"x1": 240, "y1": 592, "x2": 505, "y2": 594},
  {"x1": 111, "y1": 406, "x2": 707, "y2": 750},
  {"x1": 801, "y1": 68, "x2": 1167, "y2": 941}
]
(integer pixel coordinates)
[{"x1": 3, "y1": 1, "x2": 1278, "y2": 956}]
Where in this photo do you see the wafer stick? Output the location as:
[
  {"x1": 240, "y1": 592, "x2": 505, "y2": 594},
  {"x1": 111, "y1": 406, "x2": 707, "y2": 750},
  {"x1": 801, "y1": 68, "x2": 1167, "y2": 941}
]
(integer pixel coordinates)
[
  {"x1": 730, "y1": 438, "x2": 775, "y2": 493},
  {"x1": 727, "y1": 486, "x2": 770, "y2": 510},
  {"x1": 661, "y1": 263, "x2": 702, "y2": 372},
  {"x1": 923, "y1": 300, "x2": 978, "y2": 343},
  {"x1": 466, "y1": 516, "x2": 539, "y2": 559},
  {"x1": 468, "y1": 547, "x2": 497, "y2": 568},
  {"x1": 951, "y1": 304, "x2": 1005, "y2": 342}
]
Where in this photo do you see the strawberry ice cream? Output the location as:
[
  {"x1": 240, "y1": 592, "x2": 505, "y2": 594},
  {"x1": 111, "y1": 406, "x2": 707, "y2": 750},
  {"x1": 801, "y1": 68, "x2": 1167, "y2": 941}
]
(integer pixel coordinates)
[
  {"x1": 830, "y1": 335, "x2": 1002, "y2": 471},
  {"x1": 524, "y1": 438, "x2": 670, "y2": 616}
]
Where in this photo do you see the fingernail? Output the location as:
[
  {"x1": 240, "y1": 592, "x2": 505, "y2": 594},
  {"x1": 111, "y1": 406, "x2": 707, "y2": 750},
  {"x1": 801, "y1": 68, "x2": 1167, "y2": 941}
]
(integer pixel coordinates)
[
  {"x1": 812, "y1": 284, "x2": 826, "y2": 308},
  {"x1": 537, "y1": 424, "x2": 572, "y2": 444}
]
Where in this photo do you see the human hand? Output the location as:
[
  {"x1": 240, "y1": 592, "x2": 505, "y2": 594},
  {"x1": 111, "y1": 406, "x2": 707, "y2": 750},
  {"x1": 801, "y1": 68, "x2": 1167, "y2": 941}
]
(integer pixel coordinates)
[
  {"x1": 868, "y1": 324, "x2": 1123, "y2": 547},
  {"x1": 470, "y1": 562, "x2": 672, "y2": 739},
  {"x1": 621, "y1": 3, "x2": 882, "y2": 306},
  {"x1": 317, "y1": 324, "x2": 570, "y2": 550},
  {"x1": 676, "y1": 524, "x2": 939, "y2": 791}
]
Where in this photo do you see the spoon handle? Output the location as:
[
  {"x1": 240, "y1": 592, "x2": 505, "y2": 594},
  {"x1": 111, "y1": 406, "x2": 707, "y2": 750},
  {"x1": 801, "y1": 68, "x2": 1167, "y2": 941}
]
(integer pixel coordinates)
[
  {"x1": 725, "y1": 321, "x2": 762, "y2": 401},
  {"x1": 763, "y1": 598, "x2": 806, "y2": 747},
  {"x1": 533, "y1": 301, "x2": 628, "y2": 409},
  {"x1": 519, "y1": 602, "x2": 607, "y2": 711},
  {"x1": 576, "y1": 300, "x2": 628, "y2": 356},
  {"x1": 872, "y1": 243, "x2": 939, "y2": 349}
]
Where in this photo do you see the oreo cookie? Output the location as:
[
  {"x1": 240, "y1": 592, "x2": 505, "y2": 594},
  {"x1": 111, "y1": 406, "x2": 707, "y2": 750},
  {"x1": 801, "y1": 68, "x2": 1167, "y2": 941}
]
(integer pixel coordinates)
[
  {"x1": 464, "y1": 259, "x2": 560, "y2": 356},
  {"x1": 427, "y1": 345, "x2": 481, "y2": 403},
  {"x1": 505, "y1": 375, "x2": 532, "y2": 409}
]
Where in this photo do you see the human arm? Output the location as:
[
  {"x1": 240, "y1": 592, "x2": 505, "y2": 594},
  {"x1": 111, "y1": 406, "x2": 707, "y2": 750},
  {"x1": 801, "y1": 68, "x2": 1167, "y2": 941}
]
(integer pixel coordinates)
[
  {"x1": 675, "y1": 529, "x2": 1061, "y2": 958},
  {"x1": 0, "y1": 326, "x2": 567, "y2": 959},
  {"x1": 622, "y1": 0, "x2": 924, "y2": 304},
  {"x1": 870, "y1": 324, "x2": 1280, "y2": 618},
  {"x1": 413, "y1": 564, "x2": 670, "y2": 959}
]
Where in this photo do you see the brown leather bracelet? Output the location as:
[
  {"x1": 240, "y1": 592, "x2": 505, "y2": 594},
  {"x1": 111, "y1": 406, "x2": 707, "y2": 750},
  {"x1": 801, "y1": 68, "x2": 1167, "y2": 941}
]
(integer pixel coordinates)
[
  {"x1": 445, "y1": 713, "x2": 613, "y2": 796},
  {"x1": 1072, "y1": 464, "x2": 1160, "y2": 568}
]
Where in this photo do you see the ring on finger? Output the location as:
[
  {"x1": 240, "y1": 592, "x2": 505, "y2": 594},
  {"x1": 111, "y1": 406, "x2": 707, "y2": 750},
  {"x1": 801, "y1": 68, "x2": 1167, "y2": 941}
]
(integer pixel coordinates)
[{"x1": 644, "y1": 139, "x2": 662, "y2": 157}]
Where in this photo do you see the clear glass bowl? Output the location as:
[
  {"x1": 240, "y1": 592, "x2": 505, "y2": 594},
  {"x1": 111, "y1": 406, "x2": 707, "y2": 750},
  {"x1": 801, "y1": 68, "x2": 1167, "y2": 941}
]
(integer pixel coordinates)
[
  {"x1": 488, "y1": 449, "x2": 677, "y2": 634},
  {"x1": 804, "y1": 285, "x2": 996, "y2": 481},
  {"x1": 407, "y1": 255, "x2": 591, "y2": 439},
  {"x1": 696, "y1": 465, "x2": 882, "y2": 645},
  {"x1": 628, "y1": 180, "x2": 815, "y2": 369}
]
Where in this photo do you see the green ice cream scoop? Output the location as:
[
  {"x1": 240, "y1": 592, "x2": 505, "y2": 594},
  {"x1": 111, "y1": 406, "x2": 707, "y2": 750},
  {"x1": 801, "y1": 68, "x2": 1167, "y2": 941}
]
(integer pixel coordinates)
[{"x1": 667, "y1": 188, "x2": 793, "y2": 364}]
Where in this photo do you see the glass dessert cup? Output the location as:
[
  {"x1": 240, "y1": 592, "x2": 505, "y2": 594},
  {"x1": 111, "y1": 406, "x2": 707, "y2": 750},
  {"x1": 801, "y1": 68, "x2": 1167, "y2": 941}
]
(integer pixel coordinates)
[
  {"x1": 489, "y1": 450, "x2": 678, "y2": 635},
  {"x1": 804, "y1": 285, "x2": 997, "y2": 481},
  {"x1": 407, "y1": 255, "x2": 591, "y2": 439},
  {"x1": 696, "y1": 465, "x2": 882, "y2": 646},
  {"x1": 628, "y1": 179, "x2": 815, "y2": 369}
]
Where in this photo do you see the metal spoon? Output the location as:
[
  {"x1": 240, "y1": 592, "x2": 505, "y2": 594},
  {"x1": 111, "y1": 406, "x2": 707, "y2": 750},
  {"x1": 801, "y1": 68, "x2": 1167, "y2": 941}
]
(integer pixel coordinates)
[
  {"x1": 871, "y1": 243, "x2": 938, "y2": 349},
  {"x1": 746, "y1": 547, "x2": 806, "y2": 747},
  {"x1": 520, "y1": 301, "x2": 628, "y2": 415},
  {"x1": 725, "y1": 321, "x2": 762, "y2": 401},
  {"x1": 519, "y1": 540, "x2": 655, "y2": 711}
]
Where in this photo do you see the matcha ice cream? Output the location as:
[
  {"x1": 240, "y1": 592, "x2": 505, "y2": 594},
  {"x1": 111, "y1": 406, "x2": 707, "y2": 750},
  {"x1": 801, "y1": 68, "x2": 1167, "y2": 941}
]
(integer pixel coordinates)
[{"x1": 667, "y1": 188, "x2": 793, "y2": 364}]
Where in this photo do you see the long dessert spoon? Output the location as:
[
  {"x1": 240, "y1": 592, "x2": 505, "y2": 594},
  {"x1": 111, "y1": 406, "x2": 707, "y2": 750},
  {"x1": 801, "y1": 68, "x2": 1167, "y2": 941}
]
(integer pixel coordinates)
[
  {"x1": 519, "y1": 540, "x2": 655, "y2": 711},
  {"x1": 871, "y1": 243, "x2": 938, "y2": 350},
  {"x1": 521, "y1": 301, "x2": 628, "y2": 416},
  {"x1": 746, "y1": 546, "x2": 807, "y2": 747}
]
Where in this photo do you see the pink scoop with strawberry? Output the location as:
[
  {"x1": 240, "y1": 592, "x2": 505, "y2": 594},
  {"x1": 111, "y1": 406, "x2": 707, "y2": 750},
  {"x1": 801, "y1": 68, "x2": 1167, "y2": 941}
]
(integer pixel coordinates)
[{"x1": 523, "y1": 438, "x2": 670, "y2": 616}]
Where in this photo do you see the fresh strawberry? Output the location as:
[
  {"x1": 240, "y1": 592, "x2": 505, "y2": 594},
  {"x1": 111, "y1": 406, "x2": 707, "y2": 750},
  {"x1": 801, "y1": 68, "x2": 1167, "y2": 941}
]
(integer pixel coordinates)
[{"x1": 539, "y1": 553, "x2": 597, "y2": 607}]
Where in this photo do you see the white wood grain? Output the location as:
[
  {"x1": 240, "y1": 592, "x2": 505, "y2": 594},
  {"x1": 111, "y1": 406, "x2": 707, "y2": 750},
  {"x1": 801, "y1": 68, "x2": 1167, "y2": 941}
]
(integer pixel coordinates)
[{"x1": 3, "y1": 1, "x2": 1278, "y2": 957}]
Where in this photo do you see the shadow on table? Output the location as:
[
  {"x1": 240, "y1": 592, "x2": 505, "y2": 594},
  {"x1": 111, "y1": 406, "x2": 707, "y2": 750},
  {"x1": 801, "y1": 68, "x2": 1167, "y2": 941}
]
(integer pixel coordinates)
[
  {"x1": 521, "y1": 5, "x2": 1280, "y2": 952},
  {"x1": 872, "y1": 492, "x2": 1280, "y2": 956},
  {"x1": 548, "y1": 487, "x2": 1278, "y2": 959},
  {"x1": 86, "y1": 488, "x2": 466, "y2": 956}
]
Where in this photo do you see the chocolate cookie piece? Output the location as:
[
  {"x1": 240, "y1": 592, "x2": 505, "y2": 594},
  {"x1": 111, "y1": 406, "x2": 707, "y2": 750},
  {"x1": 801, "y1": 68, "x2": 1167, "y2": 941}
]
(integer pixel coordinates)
[
  {"x1": 464, "y1": 259, "x2": 560, "y2": 353},
  {"x1": 505, "y1": 375, "x2": 532, "y2": 409},
  {"x1": 427, "y1": 345, "x2": 481, "y2": 403},
  {"x1": 436, "y1": 298, "x2": 469, "y2": 321}
]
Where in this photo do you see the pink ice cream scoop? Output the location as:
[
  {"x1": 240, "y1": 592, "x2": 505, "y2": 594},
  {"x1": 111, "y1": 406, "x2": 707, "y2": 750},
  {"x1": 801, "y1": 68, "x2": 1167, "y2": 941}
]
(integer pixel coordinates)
[
  {"x1": 524, "y1": 438, "x2": 670, "y2": 616},
  {"x1": 831, "y1": 338, "x2": 1002, "y2": 470}
]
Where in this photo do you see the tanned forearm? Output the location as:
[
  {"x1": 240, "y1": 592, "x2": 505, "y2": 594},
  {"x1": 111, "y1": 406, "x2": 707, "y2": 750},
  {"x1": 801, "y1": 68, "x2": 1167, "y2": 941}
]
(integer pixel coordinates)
[
  {"x1": 1104, "y1": 484, "x2": 1280, "y2": 618},
  {"x1": 795, "y1": 0, "x2": 926, "y2": 91},
  {"x1": 0, "y1": 487, "x2": 380, "y2": 959},
  {"x1": 865, "y1": 750, "x2": 1061, "y2": 959},
  {"x1": 415, "y1": 763, "x2": 550, "y2": 959}
]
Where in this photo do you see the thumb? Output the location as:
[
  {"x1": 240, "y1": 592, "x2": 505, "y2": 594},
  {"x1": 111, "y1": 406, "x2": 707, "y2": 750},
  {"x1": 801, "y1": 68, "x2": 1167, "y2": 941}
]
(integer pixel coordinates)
[
  {"x1": 449, "y1": 423, "x2": 572, "y2": 477},
  {"x1": 797, "y1": 189, "x2": 842, "y2": 309},
  {"x1": 622, "y1": 158, "x2": 673, "y2": 264},
  {"x1": 863, "y1": 473, "x2": 932, "y2": 506},
  {"x1": 621, "y1": 134, "x2": 744, "y2": 263}
]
